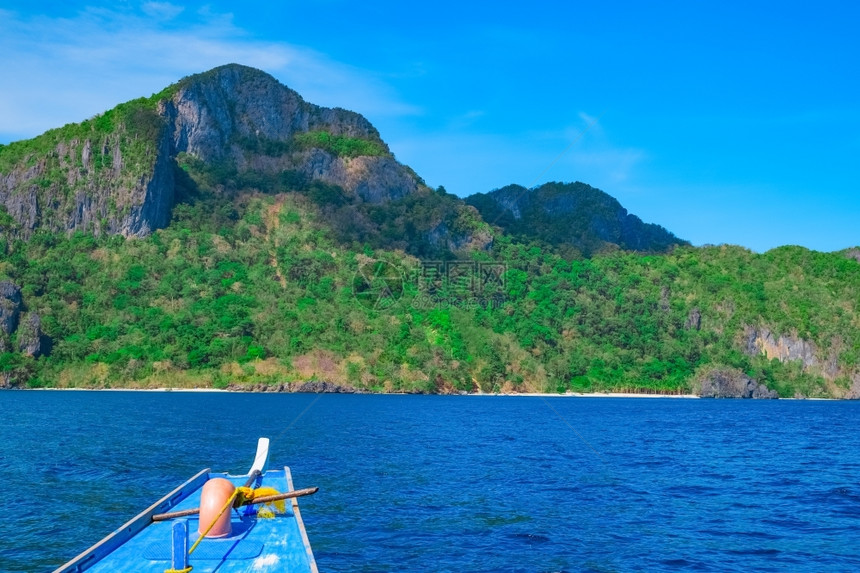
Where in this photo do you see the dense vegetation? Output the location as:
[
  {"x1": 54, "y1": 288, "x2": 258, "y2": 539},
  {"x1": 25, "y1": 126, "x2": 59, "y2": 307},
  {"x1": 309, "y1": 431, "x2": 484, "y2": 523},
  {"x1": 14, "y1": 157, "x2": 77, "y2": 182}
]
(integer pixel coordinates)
[
  {"x1": 1, "y1": 163, "x2": 858, "y2": 396},
  {"x1": 1, "y1": 64, "x2": 857, "y2": 397},
  {"x1": 174, "y1": 155, "x2": 487, "y2": 259},
  {"x1": 292, "y1": 130, "x2": 389, "y2": 158}
]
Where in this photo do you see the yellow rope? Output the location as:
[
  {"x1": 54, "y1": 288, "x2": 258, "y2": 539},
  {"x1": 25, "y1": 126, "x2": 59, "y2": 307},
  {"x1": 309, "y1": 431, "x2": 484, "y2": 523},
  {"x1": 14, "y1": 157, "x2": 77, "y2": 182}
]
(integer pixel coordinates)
[
  {"x1": 188, "y1": 487, "x2": 243, "y2": 555},
  {"x1": 163, "y1": 485, "x2": 281, "y2": 573},
  {"x1": 250, "y1": 486, "x2": 286, "y2": 514}
]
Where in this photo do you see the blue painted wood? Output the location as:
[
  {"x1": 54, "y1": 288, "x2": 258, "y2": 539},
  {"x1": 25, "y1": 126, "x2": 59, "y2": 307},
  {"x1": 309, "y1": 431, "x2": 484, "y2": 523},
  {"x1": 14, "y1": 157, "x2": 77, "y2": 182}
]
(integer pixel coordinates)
[
  {"x1": 170, "y1": 520, "x2": 189, "y2": 570},
  {"x1": 145, "y1": 537, "x2": 264, "y2": 560},
  {"x1": 53, "y1": 467, "x2": 318, "y2": 573},
  {"x1": 53, "y1": 468, "x2": 211, "y2": 573}
]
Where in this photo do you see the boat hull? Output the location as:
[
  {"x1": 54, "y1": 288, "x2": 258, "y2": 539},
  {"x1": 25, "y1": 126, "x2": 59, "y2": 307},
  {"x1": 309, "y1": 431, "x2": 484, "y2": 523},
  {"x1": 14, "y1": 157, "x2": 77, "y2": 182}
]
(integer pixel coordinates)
[{"x1": 54, "y1": 467, "x2": 318, "y2": 573}]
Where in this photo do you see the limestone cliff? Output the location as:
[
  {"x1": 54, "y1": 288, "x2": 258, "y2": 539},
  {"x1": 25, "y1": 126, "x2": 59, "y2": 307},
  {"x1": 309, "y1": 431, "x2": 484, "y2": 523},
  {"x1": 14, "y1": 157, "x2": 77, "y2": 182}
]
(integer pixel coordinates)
[
  {"x1": 0, "y1": 107, "x2": 174, "y2": 237},
  {"x1": 694, "y1": 366, "x2": 778, "y2": 399},
  {"x1": 0, "y1": 281, "x2": 22, "y2": 336},
  {"x1": 743, "y1": 326, "x2": 842, "y2": 380},
  {"x1": 160, "y1": 65, "x2": 419, "y2": 204},
  {"x1": 0, "y1": 280, "x2": 50, "y2": 360},
  {"x1": 0, "y1": 64, "x2": 422, "y2": 238}
]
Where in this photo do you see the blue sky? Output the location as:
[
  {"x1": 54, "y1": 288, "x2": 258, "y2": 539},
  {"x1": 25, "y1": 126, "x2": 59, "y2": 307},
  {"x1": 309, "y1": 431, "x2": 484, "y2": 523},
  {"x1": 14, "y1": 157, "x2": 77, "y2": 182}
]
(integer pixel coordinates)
[{"x1": 1, "y1": 1, "x2": 858, "y2": 252}]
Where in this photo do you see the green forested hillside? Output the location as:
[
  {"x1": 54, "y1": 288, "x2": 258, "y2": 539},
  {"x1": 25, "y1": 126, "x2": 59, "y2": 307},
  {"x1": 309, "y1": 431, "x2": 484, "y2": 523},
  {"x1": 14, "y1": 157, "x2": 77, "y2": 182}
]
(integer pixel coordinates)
[
  {"x1": 1, "y1": 65, "x2": 857, "y2": 397},
  {"x1": 1, "y1": 171, "x2": 858, "y2": 396}
]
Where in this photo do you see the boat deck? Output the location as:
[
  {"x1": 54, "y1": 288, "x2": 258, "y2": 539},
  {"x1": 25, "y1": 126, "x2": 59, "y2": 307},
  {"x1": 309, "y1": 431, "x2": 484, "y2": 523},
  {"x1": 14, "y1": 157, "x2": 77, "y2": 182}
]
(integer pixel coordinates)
[{"x1": 56, "y1": 467, "x2": 317, "y2": 573}]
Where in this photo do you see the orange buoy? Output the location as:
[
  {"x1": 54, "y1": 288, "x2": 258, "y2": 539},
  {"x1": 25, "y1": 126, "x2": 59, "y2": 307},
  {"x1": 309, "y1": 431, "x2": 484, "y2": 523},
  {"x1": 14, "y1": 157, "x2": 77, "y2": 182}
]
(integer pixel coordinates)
[{"x1": 197, "y1": 478, "x2": 236, "y2": 538}]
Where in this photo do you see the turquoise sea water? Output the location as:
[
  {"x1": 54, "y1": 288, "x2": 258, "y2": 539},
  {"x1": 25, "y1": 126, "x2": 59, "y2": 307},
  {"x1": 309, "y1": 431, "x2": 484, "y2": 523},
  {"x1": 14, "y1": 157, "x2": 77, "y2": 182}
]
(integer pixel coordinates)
[{"x1": 1, "y1": 392, "x2": 859, "y2": 572}]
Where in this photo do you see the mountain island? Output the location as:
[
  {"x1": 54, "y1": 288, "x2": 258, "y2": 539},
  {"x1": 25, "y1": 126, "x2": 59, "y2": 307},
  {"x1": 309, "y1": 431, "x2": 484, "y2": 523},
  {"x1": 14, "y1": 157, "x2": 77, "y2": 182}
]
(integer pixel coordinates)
[{"x1": 1, "y1": 64, "x2": 858, "y2": 398}]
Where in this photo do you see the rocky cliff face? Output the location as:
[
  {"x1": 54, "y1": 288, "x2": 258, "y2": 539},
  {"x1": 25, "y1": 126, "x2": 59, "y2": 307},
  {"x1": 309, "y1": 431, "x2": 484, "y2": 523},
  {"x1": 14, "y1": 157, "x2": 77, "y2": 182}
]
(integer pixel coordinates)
[
  {"x1": 465, "y1": 181, "x2": 687, "y2": 254},
  {"x1": 17, "y1": 312, "x2": 50, "y2": 357},
  {"x1": 164, "y1": 66, "x2": 376, "y2": 159},
  {"x1": 743, "y1": 326, "x2": 842, "y2": 380},
  {"x1": 0, "y1": 64, "x2": 422, "y2": 239},
  {"x1": 0, "y1": 280, "x2": 50, "y2": 363},
  {"x1": 695, "y1": 366, "x2": 778, "y2": 399},
  {"x1": 0, "y1": 281, "x2": 22, "y2": 337},
  {"x1": 0, "y1": 120, "x2": 175, "y2": 238},
  {"x1": 161, "y1": 65, "x2": 419, "y2": 203},
  {"x1": 0, "y1": 65, "x2": 682, "y2": 256}
]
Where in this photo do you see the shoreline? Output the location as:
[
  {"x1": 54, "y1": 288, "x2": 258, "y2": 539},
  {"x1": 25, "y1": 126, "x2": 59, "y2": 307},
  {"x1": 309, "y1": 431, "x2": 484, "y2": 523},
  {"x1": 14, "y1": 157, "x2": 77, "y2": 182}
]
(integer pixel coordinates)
[
  {"x1": 23, "y1": 387, "x2": 699, "y2": 398},
  {"x1": 28, "y1": 387, "x2": 231, "y2": 392},
  {"x1": 10, "y1": 388, "x2": 848, "y2": 400},
  {"x1": 489, "y1": 392, "x2": 700, "y2": 398}
]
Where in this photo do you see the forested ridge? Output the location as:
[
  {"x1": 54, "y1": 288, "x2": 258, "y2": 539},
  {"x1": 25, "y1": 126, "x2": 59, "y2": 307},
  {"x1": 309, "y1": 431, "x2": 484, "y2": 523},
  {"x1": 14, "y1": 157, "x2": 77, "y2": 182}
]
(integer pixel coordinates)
[
  {"x1": 1, "y1": 65, "x2": 858, "y2": 397},
  {"x1": 1, "y1": 173, "x2": 858, "y2": 397}
]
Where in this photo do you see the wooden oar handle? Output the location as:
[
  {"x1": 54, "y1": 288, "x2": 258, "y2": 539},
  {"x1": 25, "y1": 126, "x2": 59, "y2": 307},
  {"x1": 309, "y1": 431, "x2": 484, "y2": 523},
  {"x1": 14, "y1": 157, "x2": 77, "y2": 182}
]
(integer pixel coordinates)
[
  {"x1": 246, "y1": 488, "x2": 318, "y2": 505},
  {"x1": 152, "y1": 487, "x2": 319, "y2": 522}
]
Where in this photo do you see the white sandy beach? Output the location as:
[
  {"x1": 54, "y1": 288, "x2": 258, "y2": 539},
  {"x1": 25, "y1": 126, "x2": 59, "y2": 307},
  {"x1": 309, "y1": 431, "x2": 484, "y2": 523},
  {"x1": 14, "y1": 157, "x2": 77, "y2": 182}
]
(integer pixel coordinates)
[
  {"x1": 467, "y1": 391, "x2": 700, "y2": 398},
  {"x1": 32, "y1": 387, "x2": 230, "y2": 392},
  {"x1": 28, "y1": 387, "x2": 700, "y2": 397}
]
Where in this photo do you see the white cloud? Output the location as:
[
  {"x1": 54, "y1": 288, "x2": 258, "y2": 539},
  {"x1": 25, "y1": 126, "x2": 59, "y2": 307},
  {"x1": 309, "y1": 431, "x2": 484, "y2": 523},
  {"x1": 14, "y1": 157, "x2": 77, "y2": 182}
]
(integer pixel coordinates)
[
  {"x1": 577, "y1": 111, "x2": 602, "y2": 133},
  {"x1": 388, "y1": 122, "x2": 646, "y2": 198},
  {"x1": 562, "y1": 148, "x2": 647, "y2": 185},
  {"x1": 505, "y1": 116, "x2": 646, "y2": 189},
  {"x1": 0, "y1": 6, "x2": 418, "y2": 142},
  {"x1": 446, "y1": 110, "x2": 486, "y2": 130},
  {"x1": 141, "y1": 2, "x2": 184, "y2": 20}
]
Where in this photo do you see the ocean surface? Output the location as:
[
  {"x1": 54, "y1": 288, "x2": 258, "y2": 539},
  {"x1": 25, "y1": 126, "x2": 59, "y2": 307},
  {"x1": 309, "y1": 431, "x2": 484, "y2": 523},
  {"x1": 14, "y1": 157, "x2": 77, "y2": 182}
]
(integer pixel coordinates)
[{"x1": 1, "y1": 392, "x2": 859, "y2": 572}]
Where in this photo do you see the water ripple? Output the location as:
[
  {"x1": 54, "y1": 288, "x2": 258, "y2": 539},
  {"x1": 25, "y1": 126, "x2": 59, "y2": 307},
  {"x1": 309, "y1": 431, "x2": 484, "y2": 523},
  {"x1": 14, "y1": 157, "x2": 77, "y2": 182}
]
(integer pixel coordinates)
[{"x1": 3, "y1": 393, "x2": 860, "y2": 571}]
